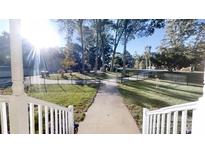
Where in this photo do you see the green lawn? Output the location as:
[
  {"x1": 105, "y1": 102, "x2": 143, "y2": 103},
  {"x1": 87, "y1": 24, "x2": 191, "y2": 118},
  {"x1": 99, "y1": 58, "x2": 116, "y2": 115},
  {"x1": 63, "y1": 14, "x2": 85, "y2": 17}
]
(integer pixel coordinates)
[
  {"x1": 27, "y1": 84, "x2": 98, "y2": 122},
  {"x1": 118, "y1": 79, "x2": 203, "y2": 131}
]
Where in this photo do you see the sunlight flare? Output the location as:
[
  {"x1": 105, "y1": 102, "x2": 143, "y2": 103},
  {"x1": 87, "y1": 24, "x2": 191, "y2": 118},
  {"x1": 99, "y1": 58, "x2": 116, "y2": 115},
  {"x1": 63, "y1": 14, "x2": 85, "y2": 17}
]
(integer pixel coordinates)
[{"x1": 21, "y1": 20, "x2": 61, "y2": 49}]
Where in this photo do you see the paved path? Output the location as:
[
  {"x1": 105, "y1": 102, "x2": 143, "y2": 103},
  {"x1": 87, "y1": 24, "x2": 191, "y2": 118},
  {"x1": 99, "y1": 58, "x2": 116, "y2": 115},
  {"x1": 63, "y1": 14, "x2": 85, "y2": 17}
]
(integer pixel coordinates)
[
  {"x1": 78, "y1": 79, "x2": 139, "y2": 134},
  {"x1": 122, "y1": 74, "x2": 148, "y2": 81}
]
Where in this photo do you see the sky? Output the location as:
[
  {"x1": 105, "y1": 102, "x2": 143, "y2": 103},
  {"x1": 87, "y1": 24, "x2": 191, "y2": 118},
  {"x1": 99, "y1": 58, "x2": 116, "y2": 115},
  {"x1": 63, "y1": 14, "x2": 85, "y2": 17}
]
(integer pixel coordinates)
[
  {"x1": 0, "y1": 19, "x2": 9, "y2": 32},
  {"x1": 116, "y1": 28, "x2": 164, "y2": 55},
  {"x1": 0, "y1": 19, "x2": 164, "y2": 55}
]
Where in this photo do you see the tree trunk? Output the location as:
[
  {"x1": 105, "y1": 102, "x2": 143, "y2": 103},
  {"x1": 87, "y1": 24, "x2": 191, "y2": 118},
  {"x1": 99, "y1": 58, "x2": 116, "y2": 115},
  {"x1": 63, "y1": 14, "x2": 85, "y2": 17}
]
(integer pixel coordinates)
[
  {"x1": 149, "y1": 59, "x2": 151, "y2": 69},
  {"x1": 111, "y1": 45, "x2": 117, "y2": 72},
  {"x1": 79, "y1": 20, "x2": 84, "y2": 74},
  {"x1": 94, "y1": 47, "x2": 98, "y2": 74},
  {"x1": 123, "y1": 35, "x2": 127, "y2": 76},
  {"x1": 110, "y1": 22, "x2": 124, "y2": 72},
  {"x1": 101, "y1": 38, "x2": 105, "y2": 72},
  {"x1": 145, "y1": 56, "x2": 148, "y2": 69},
  {"x1": 94, "y1": 20, "x2": 99, "y2": 74},
  {"x1": 99, "y1": 20, "x2": 105, "y2": 72}
]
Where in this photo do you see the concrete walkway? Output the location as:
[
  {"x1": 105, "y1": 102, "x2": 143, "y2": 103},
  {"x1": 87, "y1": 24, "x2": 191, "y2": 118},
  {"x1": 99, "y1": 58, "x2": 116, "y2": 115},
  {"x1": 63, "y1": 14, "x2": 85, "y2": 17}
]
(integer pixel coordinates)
[
  {"x1": 122, "y1": 74, "x2": 148, "y2": 81},
  {"x1": 78, "y1": 79, "x2": 139, "y2": 134}
]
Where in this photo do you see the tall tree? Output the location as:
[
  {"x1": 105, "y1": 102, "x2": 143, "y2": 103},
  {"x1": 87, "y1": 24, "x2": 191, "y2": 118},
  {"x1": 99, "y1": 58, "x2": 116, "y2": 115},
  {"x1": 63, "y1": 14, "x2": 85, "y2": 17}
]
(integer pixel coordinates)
[
  {"x1": 98, "y1": 19, "x2": 113, "y2": 72},
  {"x1": 57, "y1": 19, "x2": 86, "y2": 73},
  {"x1": 94, "y1": 19, "x2": 100, "y2": 73},
  {"x1": 77, "y1": 19, "x2": 85, "y2": 73},
  {"x1": 191, "y1": 21, "x2": 205, "y2": 70},
  {"x1": 121, "y1": 19, "x2": 165, "y2": 75},
  {"x1": 156, "y1": 19, "x2": 205, "y2": 71},
  {"x1": 110, "y1": 20, "x2": 125, "y2": 71},
  {"x1": 83, "y1": 24, "x2": 96, "y2": 69}
]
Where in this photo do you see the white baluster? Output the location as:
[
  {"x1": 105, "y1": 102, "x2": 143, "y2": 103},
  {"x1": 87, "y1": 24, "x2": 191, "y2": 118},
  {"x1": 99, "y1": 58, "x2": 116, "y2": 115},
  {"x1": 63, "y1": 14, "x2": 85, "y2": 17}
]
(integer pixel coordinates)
[
  {"x1": 146, "y1": 114, "x2": 150, "y2": 134},
  {"x1": 50, "y1": 108, "x2": 54, "y2": 134},
  {"x1": 173, "y1": 111, "x2": 178, "y2": 134},
  {"x1": 62, "y1": 110, "x2": 65, "y2": 134},
  {"x1": 55, "y1": 109, "x2": 58, "y2": 134},
  {"x1": 181, "y1": 110, "x2": 187, "y2": 134},
  {"x1": 156, "y1": 114, "x2": 160, "y2": 134},
  {"x1": 65, "y1": 110, "x2": 68, "y2": 134},
  {"x1": 38, "y1": 105, "x2": 42, "y2": 134},
  {"x1": 68, "y1": 106, "x2": 74, "y2": 134},
  {"x1": 1, "y1": 103, "x2": 8, "y2": 134},
  {"x1": 45, "y1": 106, "x2": 49, "y2": 134},
  {"x1": 166, "y1": 113, "x2": 171, "y2": 134},
  {"x1": 29, "y1": 103, "x2": 35, "y2": 134},
  {"x1": 59, "y1": 110, "x2": 62, "y2": 134},
  {"x1": 161, "y1": 114, "x2": 165, "y2": 134},
  {"x1": 149, "y1": 115, "x2": 153, "y2": 134},
  {"x1": 152, "y1": 114, "x2": 156, "y2": 134}
]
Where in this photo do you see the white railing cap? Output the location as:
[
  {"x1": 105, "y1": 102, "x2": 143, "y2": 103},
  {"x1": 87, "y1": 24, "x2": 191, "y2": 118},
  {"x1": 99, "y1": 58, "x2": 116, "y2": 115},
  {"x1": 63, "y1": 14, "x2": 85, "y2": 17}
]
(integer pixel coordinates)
[
  {"x1": 26, "y1": 96, "x2": 69, "y2": 111},
  {"x1": 148, "y1": 101, "x2": 199, "y2": 115},
  {"x1": 0, "y1": 95, "x2": 10, "y2": 102},
  {"x1": 0, "y1": 95, "x2": 70, "y2": 111}
]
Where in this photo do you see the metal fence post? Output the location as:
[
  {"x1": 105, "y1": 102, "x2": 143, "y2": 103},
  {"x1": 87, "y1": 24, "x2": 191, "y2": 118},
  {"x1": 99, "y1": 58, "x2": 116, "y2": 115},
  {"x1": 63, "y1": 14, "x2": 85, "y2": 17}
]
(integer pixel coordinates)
[{"x1": 68, "y1": 105, "x2": 74, "y2": 134}]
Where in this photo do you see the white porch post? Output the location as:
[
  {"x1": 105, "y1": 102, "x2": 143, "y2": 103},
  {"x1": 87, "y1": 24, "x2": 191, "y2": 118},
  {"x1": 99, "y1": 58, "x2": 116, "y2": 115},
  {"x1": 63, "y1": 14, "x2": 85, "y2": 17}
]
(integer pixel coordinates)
[
  {"x1": 192, "y1": 66, "x2": 205, "y2": 134},
  {"x1": 68, "y1": 105, "x2": 74, "y2": 134},
  {"x1": 142, "y1": 108, "x2": 149, "y2": 134},
  {"x1": 10, "y1": 19, "x2": 24, "y2": 96},
  {"x1": 8, "y1": 19, "x2": 29, "y2": 134}
]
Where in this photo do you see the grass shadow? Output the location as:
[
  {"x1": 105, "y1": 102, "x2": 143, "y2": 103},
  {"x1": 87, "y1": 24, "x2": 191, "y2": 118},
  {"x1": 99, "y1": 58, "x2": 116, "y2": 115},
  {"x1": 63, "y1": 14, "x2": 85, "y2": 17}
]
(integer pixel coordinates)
[
  {"x1": 126, "y1": 82, "x2": 200, "y2": 102},
  {"x1": 123, "y1": 80, "x2": 202, "y2": 100},
  {"x1": 118, "y1": 79, "x2": 203, "y2": 131},
  {"x1": 118, "y1": 86, "x2": 170, "y2": 109}
]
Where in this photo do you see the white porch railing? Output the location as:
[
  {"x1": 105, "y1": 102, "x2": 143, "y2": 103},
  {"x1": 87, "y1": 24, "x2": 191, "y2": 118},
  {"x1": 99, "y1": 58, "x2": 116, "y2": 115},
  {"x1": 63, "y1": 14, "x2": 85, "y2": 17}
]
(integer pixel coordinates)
[
  {"x1": 0, "y1": 20, "x2": 74, "y2": 134},
  {"x1": 0, "y1": 97, "x2": 74, "y2": 134},
  {"x1": 27, "y1": 97, "x2": 74, "y2": 134},
  {"x1": 142, "y1": 101, "x2": 198, "y2": 134},
  {"x1": 0, "y1": 102, "x2": 8, "y2": 134}
]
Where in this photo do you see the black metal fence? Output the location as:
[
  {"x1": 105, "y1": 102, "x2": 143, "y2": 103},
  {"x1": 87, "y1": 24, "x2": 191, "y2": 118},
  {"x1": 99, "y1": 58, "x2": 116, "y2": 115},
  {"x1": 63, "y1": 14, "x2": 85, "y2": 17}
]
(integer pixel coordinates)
[
  {"x1": 154, "y1": 71, "x2": 204, "y2": 86},
  {"x1": 116, "y1": 68, "x2": 204, "y2": 86}
]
